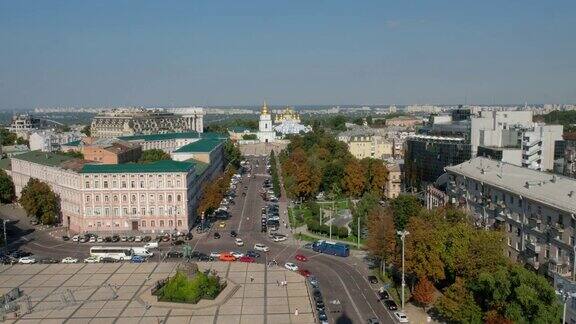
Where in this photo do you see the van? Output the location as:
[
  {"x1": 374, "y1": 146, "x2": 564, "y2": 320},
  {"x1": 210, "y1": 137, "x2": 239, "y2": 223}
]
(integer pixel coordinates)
[
  {"x1": 143, "y1": 242, "x2": 158, "y2": 249},
  {"x1": 131, "y1": 247, "x2": 153, "y2": 257}
]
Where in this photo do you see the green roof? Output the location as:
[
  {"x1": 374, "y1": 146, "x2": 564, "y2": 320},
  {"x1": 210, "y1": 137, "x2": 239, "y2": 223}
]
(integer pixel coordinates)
[
  {"x1": 118, "y1": 132, "x2": 227, "y2": 142},
  {"x1": 0, "y1": 158, "x2": 11, "y2": 171},
  {"x1": 80, "y1": 160, "x2": 195, "y2": 174},
  {"x1": 173, "y1": 138, "x2": 224, "y2": 154},
  {"x1": 13, "y1": 151, "x2": 74, "y2": 167},
  {"x1": 63, "y1": 140, "x2": 81, "y2": 147}
]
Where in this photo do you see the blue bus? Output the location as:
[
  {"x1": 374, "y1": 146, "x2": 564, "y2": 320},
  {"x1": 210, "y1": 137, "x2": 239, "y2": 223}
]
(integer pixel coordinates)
[{"x1": 312, "y1": 240, "x2": 350, "y2": 257}]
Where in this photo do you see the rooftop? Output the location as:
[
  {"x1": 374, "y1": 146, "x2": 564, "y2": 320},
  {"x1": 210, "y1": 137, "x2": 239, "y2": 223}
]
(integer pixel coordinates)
[
  {"x1": 80, "y1": 160, "x2": 195, "y2": 174},
  {"x1": 118, "y1": 132, "x2": 226, "y2": 142},
  {"x1": 13, "y1": 151, "x2": 75, "y2": 167},
  {"x1": 446, "y1": 157, "x2": 576, "y2": 214},
  {"x1": 173, "y1": 138, "x2": 224, "y2": 153}
]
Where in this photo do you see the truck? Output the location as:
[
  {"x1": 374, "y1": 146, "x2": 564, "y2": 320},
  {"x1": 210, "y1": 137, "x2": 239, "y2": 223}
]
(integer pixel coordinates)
[
  {"x1": 131, "y1": 247, "x2": 154, "y2": 257},
  {"x1": 312, "y1": 240, "x2": 350, "y2": 257}
]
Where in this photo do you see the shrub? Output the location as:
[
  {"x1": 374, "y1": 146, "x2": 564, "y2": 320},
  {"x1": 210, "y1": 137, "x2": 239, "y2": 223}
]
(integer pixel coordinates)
[{"x1": 157, "y1": 271, "x2": 223, "y2": 304}]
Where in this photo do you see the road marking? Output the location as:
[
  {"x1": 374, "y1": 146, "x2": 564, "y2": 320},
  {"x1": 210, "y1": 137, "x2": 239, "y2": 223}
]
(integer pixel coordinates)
[
  {"x1": 236, "y1": 177, "x2": 251, "y2": 234},
  {"x1": 328, "y1": 263, "x2": 365, "y2": 323}
]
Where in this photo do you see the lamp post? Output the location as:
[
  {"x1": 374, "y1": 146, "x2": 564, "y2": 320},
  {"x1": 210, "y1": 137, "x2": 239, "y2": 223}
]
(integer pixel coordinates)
[{"x1": 397, "y1": 230, "x2": 410, "y2": 310}]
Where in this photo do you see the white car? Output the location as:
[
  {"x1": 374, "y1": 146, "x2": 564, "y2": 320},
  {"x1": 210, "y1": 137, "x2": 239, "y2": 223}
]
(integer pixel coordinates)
[
  {"x1": 272, "y1": 235, "x2": 287, "y2": 242},
  {"x1": 72, "y1": 235, "x2": 79, "y2": 242},
  {"x1": 230, "y1": 251, "x2": 244, "y2": 258},
  {"x1": 284, "y1": 262, "x2": 299, "y2": 272},
  {"x1": 394, "y1": 312, "x2": 409, "y2": 323},
  {"x1": 209, "y1": 252, "x2": 221, "y2": 258},
  {"x1": 62, "y1": 257, "x2": 78, "y2": 264},
  {"x1": 254, "y1": 243, "x2": 269, "y2": 252},
  {"x1": 96, "y1": 237, "x2": 104, "y2": 243},
  {"x1": 235, "y1": 238, "x2": 244, "y2": 247},
  {"x1": 135, "y1": 236, "x2": 142, "y2": 242},
  {"x1": 84, "y1": 256, "x2": 99, "y2": 263},
  {"x1": 89, "y1": 236, "x2": 96, "y2": 243},
  {"x1": 18, "y1": 257, "x2": 36, "y2": 264}
]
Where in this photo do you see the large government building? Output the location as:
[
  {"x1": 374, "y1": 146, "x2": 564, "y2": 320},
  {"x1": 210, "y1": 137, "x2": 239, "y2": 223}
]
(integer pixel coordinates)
[
  {"x1": 4, "y1": 133, "x2": 225, "y2": 234},
  {"x1": 90, "y1": 107, "x2": 204, "y2": 138}
]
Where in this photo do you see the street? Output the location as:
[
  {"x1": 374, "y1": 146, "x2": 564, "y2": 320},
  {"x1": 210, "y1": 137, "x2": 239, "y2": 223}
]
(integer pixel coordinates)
[{"x1": 1, "y1": 156, "x2": 397, "y2": 324}]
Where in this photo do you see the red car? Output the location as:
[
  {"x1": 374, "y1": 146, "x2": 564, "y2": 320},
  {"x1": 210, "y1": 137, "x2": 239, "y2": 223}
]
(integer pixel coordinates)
[
  {"x1": 295, "y1": 254, "x2": 308, "y2": 262},
  {"x1": 239, "y1": 256, "x2": 255, "y2": 263},
  {"x1": 298, "y1": 269, "x2": 311, "y2": 277}
]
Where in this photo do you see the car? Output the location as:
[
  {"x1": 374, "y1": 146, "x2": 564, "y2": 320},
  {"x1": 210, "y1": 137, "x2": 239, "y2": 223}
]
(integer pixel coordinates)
[
  {"x1": 218, "y1": 222, "x2": 226, "y2": 229},
  {"x1": 246, "y1": 250, "x2": 260, "y2": 258},
  {"x1": 209, "y1": 252, "x2": 221, "y2": 258},
  {"x1": 234, "y1": 238, "x2": 244, "y2": 246},
  {"x1": 171, "y1": 240, "x2": 185, "y2": 246},
  {"x1": 318, "y1": 310, "x2": 328, "y2": 321},
  {"x1": 18, "y1": 257, "x2": 36, "y2": 264},
  {"x1": 303, "y1": 243, "x2": 313, "y2": 250},
  {"x1": 367, "y1": 275, "x2": 378, "y2": 284},
  {"x1": 308, "y1": 276, "x2": 319, "y2": 288},
  {"x1": 272, "y1": 235, "x2": 286, "y2": 242},
  {"x1": 96, "y1": 236, "x2": 104, "y2": 243},
  {"x1": 89, "y1": 236, "x2": 97, "y2": 243},
  {"x1": 120, "y1": 236, "x2": 128, "y2": 242},
  {"x1": 394, "y1": 312, "x2": 409, "y2": 323},
  {"x1": 219, "y1": 253, "x2": 236, "y2": 262},
  {"x1": 61, "y1": 257, "x2": 78, "y2": 264},
  {"x1": 295, "y1": 254, "x2": 308, "y2": 262},
  {"x1": 131, "y1": 255, "x2": 145, "y2": 263},
  {"x1": 135, "y1": 236, "x2": 142, "y2": 242},
  {"x1": 367, "y1": 318, "x2": 380, "y2": 324},
  {"x1": 40, "y1": 258, "x2": 60, "y2": 264},
  {"x1": 239, "y1": 256, "x2": 255, "y2": 263},
  {"x1": 143, "y1": 236, "x2": 152, "y2": 242},
  {"x1": 312, "y1": 289, "x2": 322, "y2": 300},
  {"x1": 104, "y1": 236, "x2": 112, "y2": 243},
  {"x1": 166, "y1": 251, "x2": 183, "y2": 258},
  {"x1": 230, "y1": 230, "x2": 237, "y2": 237},
  {"x1": 384, "y1": 300, "x2": 398, "y2": 310},
  {"x1": 230, "y1": 251, "x2": 244, "y2": 258},
  {"x1": 1, "y1": 256, "x2": 16, "y2": 265},
  {"x1": 185, "y1": 232, "x2": 193, "y2": 240},
  {"x1": 128, "y1": 236, "x2": 135, "y2": 242},
  {"x1": 144, "y1": 242, "x2": 159, "y2": 249},
  {"x1": 315, "y1": 300, "x2": 325, "y2": 312},
  {"x1": 298, "y1": 269, "x2": 311, "y2": 277},
  {"x1": 84, "y1": 256, "x2": 99, "y2": 263},
  {"x1": 377, "y1": 289, "x2": 390, "y2": 301},
  {"x1": 111, "y1": 235, "x2": 120, "y2": 242},
  {"x1": 284, "y1": 262, "x2": 299, "y2": 271},
  {"x1": 72, "y1": 235, "x2": 79, "y2": 242},
  {"x1": 254, "y1": 244, "x2": 269, "y2": 252},
  {"x1": 79, "y1": 236, "x2": 87, "y2": 243},
  {"x1": 199, "y1": 254, "x2": 212, "y2": 262},
  {"x1": 62, "y1": 235, "x2": 70, "y2": 241},
  {"x1": 214, "y1": 232, "x2": 221, "y2": 239},
  {"x1": 100, "y1": 257, "x2": 116, "y2": 263}
]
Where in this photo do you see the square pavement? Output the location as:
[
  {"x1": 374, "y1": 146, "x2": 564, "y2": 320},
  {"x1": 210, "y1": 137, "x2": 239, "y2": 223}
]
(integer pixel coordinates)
[{"x1": 0, "y1": 262, "x2": 315, "y2": 324}]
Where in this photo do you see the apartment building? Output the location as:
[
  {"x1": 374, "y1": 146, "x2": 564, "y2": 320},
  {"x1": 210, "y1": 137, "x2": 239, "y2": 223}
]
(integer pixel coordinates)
[
  {"x1": 384, "y1": 162, "x2": 402, "y2": 199},
  {"x1": 470, "y1": 110, "x2": 534, "y2": 156},
  {"x1": 29, "y1": 131, "x2": 85, "y2": 152}
]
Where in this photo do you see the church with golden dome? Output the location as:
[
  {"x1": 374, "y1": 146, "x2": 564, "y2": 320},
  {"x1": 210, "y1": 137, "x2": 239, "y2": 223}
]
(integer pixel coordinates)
[
  {"x1": 256, "y1": 102, "x2": 311, "y2": 143},
  {"x1": 257, "y1": 101, "x2": 276, "y2": 143},
  {"x1": 274, "y1": 107, "x2": 301, "y2": 124}
]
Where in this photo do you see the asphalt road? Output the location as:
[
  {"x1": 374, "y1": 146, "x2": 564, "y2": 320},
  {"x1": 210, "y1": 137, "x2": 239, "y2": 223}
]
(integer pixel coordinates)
[{"x1": 1, "y1": 156, "x2": 398, "y2": 324}]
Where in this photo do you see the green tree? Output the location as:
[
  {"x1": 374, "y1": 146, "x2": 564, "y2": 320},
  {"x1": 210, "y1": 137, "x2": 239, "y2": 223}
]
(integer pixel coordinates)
[
  {"x1": 242, "y1": 134, "x2": 258, "y2": 140},
  {"x1": 0, "y1": 170, "x2": 15, "y2": 203},
  {"x1": 223, "y1": 139, "x2": 242, "y2": 169},
  {"x1": 389, "y1": 195, "x2": 422, "y2": 230},
  {"x1": 0, "y1": 128, "x2": 17, "y2": 146},
  {"x1": 435, "y1": 278, "x2": 483, "y2": 324},
  {"x1": 19, "y1": 178, "x2": 60, "y2": 225},
  {"x1": 361, "y1": 158, "x2": 389, "y2": 198},
  {"x1": 81, "y1": 125, "x2": 91, "y2": 136},
  {"x1": 139, "y1": 149, "x2": 171, "y2": 163},
  {"x1": 405, "y1": 216, "x2": 446, "y2": 281}
]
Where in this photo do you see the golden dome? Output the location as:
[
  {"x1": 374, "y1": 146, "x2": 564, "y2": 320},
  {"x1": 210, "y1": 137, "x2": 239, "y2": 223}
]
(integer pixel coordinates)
[{"x1": 261, "y1": 101, "x2": 269, "y2": 115}]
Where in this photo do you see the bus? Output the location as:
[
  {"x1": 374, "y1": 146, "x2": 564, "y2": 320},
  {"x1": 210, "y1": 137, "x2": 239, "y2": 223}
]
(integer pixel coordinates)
[
  {"x1": 90, "y1": 246, "x2": 133, "y2": 261},
  {"x1": 312, "y1": 240, "x2": 350, "y2": 257}
]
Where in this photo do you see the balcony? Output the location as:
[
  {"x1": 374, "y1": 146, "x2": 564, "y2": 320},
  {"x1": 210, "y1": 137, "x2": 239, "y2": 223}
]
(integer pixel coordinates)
[
  {"x1": 526, "y1": 257, "x2": 540, "y2": 269},
  {"x1": 526, "y1": 241, "x2": 541, "y2": 253}
]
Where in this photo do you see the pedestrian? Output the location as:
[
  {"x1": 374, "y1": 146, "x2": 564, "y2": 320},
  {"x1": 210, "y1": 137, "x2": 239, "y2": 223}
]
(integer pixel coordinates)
[
  {"x1": 250, "y1": 275, "x2": 254, "y2": 282},
  {"x1": 276, "y1": 280, "x2": 279, "y2": 286}
]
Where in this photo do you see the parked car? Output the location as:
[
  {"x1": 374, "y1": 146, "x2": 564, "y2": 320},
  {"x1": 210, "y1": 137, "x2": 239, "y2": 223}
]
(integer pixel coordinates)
[
  {"x1": 367, "y1": 275, "x2": 378, "y2": 284},
  {"x1": 230, "y1": 230, "x2": 237, "y2": 237},
  {"x1": 131, "y1": 255, "x2": 145, "y2": 263},
  {"x1": 100, "y1": 257, "x2": 116, "y2": 263},
  {"x1": 144, "y1": 242, "x2": 159, "y2": 249},
  {"x1": 143, "y1": 236, "x2": 152, "y2": 242},
  {"x1": 62, "y1": 257, "x2": 78, "y2": 264},
  {"x1": 111, "y1": 235, "x2": 120, "y2": 242},
  {"x1": 234, "y1": 238, "x2": 244, "y2": 246},
  {"x1": 104, "y1": 236, "x2": 112, "y2": 243},
  {"x1": 96, "y1": 237, "x2": 104, "y2": 243},
  {"x1": 218, "y1": 222, "x2": 226, "y2": 229},
  {"x1": 166, "y1": 251, "x2": 183, "y2": 258},
  {"x1": 298, "y1": 269, "x2": 311, "y2": 277},
  {"x1": 214, "y1": 232, "x2": 221, "y2": 239},
  {"x1": 308, "y1": 276, "x2": 319, "y2": 288},
  {"x1": 62, "y1": 235, "x2": 70, "y2": 241},
  {"x1": 239, "y1": 256, "x2": 255, "y2": 263},
  {"x1": 384, "y1": 300, "x2": 398, "y2": 310},
  {"x1": 295, "y1": 254, "x2": 308, "y2": 262},
  {"x1": 209, "y1": 252, "x2": 221, "y2": 258},
  {"x1": 367, "y1": 318, "x2": 380, "y2": 324},
  {"x1": 254, "y1": 243, "x2": 269, "y2": 252},
  {"x1": 120, "y1": 236, "x2": 128, "y2": 242},
  {"x1": 394, "y1": 312, "x2": 409, "y2": 323},
  {"x1": 284, "y1": 262, "x2": 299, "y2": 271},
  {"x1": 89, "y1": 236, "x2": 97, "y2": 243},
  {"x1": 72, "y1": 235, "x2": 79, "y2": 242},
  {"x1": 135, "y1": 236, "x2": 142, "y2": 242},
  {"x1": 171, "y1": 240, "x2": 185, "y2": 246},
  {"x1": 40, "y1": 258, "x2": 59, "y2": 264},
  {"x1": 84, "y1": 256, "x2": 99, "y2": 263},
  {"x1": 18, "y1": 257, "x2": 36, "y2": 264},
  {"x1": 219, "y1": 253, "x2": 236, "y2": 262},
  {"x1": 246, "y1": 251, "x2": 260, "y2": 258},
  {"x1": 377, "y1": 289, "x2": 390, "y2": 301},
  {"x1": 230, "y1": 251, "x2": 244, "y2": 258},
  {"x1": 79, "y1": 236, "x2": 87, "y2": 243}
]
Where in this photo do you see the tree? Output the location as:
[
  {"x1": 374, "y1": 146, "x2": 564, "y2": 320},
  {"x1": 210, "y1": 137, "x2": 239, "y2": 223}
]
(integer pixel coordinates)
[
  {"x1": 366, "y1": 207, "x2": 396, "y2": 265},
  {"x1": 0, "y1": 170, "x2": 15, "y2": 203},
  {"x1": 139, "y1": 149, "x2": 171, "y2": 163},
  {"x1": 389, "y1": 195, "x2": 422, "y2": 230},
  {"x1": 0, "y1": 128, "x2": 17, "y2": 146},
  {"x1": 81, "y1": 125, "x2": 91, "y2": 136},
  {"x1": 241, "y1": 134, "x2": 257, "y2": 140},
  {"x1": 19, "y1": 178, "x2": 60, "y2": 225},
  {"x1": 412, "y1": 277, "x2": 435, "y2": 310},
  {"x1": 342, "y1": 159, "x2": 365, "y2": 198},
  {"x1": 223, "y1": 139, "x2": 242, "y2": 169},
  {"x1": 405, "y1": 216, "x2": 446, "y2": 281},
  {"x1": 434, "y1": 278, "x2": 483, "y2": 324},
  {"x1": 361, "y1": 158, "x2": 389, "y2": 198}
]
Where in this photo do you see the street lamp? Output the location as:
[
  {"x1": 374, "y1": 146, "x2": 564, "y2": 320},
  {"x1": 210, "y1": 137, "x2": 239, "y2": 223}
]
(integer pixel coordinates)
[{"x1": 397, "y1": 230, "x2": 410, "y2": 310}]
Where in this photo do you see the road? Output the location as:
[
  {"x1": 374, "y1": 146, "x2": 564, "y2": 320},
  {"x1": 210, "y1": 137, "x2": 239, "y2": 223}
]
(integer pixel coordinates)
[{"x1": 1, "y1": 156, "x2": 397, "y2": 324}]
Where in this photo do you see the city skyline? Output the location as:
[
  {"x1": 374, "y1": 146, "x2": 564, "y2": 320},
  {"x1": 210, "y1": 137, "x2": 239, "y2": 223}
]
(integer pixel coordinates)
[{"x1": 1, "y1": 1, "x2": 576, "y2": 108}]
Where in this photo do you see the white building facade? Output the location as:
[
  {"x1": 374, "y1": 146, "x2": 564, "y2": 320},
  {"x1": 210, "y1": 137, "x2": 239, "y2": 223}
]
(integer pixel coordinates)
[{"x1": 257, "y1": 103, "x2": 276, "y2": 143}]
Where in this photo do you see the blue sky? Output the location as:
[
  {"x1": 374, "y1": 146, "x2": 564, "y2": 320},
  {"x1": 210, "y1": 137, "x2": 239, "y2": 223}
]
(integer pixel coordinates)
[{"x1": 0, "y1": 0, "x2": 575, "y2": 109}]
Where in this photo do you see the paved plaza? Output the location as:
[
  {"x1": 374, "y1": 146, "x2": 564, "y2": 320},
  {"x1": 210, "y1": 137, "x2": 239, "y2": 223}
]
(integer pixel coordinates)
[{"x1": 0, "y1": 262, "x2": 315, "y2": 324}]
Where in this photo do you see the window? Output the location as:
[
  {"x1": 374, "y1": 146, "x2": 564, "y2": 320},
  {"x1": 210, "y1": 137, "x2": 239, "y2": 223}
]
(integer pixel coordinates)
[
  {"x1": 131, "y1": 181, "x2": 135, "y2": 188},
  {"x1": 158, "y1": 181, "x2": 164, "y2": 188},
  {"x1": 131, "y1": 195, "x2": 136, "y2": 203},
  {"x1": 86, "y1": 195, "x2": 91, "y2": 203},
  {"x1": 169, "y1": 220, "x2": 173, "y2": 227},
  {"x1": 150, "y1": 194, "x2": 155, "y2": 202},
  {"x1": 85, "y1": 181, "x2": 90, "y2": 189},
  {"x1": 140, "y1": 181, "x2": 144, "y2": 188},
  {"x1": 103, "y1": 181, "x2": 108, "y2": 189},
  {"x1": 123, "y1": 208, "x2": 128, "y2": 216},
  {"x1": 142, "y1": 220, "x2": 146, "y2": 227},
  {"x1": 122, "y1": 181, "x2": 127, "y2": 188},
  {"x1": 113, "y1": 181, "x2": 117, "y2": 188},
  {"x1": 132, "y1": 208, "x2": 137, "y2": 215},
  {"x1": 176, "y1": 180, "x2": 181, "y2": 187},
  {"x1": 167, "y1": 181, "x2": 172, "y2": 188},
  {"x1": 177, "y1": 194, "x2": 181, "y2": 202},
  {"x1": 507, "y1": 237, "x2": 511, "y2": 246},
  {"x1": 151, "y1": 220, "x2": 155, "y2": 227},
  {"x1": 159, "y1": 195, "x2": 164, "y2": 202},
  {"x1": 160, "y1": 220, "x2": 164, "y2": 227},
  {"x1": 167, "y1": 195, "x2": 172, "y2": 203},
  {"x1": 177, "y1": 220, "x2": 182, "y2": 227},
  {"x1": 113, "y1": 195, "x2": 118, "y2": 202},
  {"x1": 159, "y1": 207, "x2": 164, "y2": 215},
  {"x1": 122, "y1": 195, "x2": 127, "y2": 203},
  {"x1": 141, "y1": 208, "x2": 145, "y2": 215},
  {"x1": 95, "y1": 195, "x2": 100, "y2": 203},
  {"x1": 94, "y1": 181, "x2": 99, "y2": 188},
  {"x1": 104, "y1": 195, "x2": 109, "y2": 203},
  {"x1": 114, "y1": 208, "x2": 119, "y2": 216},
  {"x1": 104, "y1": 208, "x2": 110, "y2": 216},
  {"x1": 86, "y1": 208, "x2": 92, "y2": 216},
  {"x1": 150, "y1": 207, "x2": 155, "y2": 215}
]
